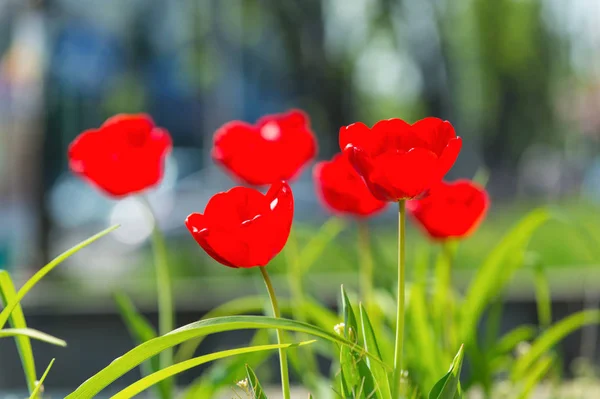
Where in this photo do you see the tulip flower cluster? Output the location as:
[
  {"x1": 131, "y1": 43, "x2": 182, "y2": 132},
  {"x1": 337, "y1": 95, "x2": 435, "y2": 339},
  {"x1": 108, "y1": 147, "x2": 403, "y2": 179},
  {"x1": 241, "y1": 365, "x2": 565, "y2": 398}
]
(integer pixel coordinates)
[{"x1": 66, "y1": 109, "x2": 492, "y2": 399}]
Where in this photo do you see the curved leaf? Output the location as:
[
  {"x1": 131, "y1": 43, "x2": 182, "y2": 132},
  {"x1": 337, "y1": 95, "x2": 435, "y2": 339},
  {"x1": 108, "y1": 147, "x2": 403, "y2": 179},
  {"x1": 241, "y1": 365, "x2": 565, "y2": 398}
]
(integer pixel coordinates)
[
  {"x1": 175, "y1": 296, "x2": 338, "y2": 362},
  {"x1": 429, "y1": 345, "x2": 464, "y2": 399},
  {"x1": 111, "y1": 341, "x2": 313, "y2": 399},
  {"x1": 0, "y1": 270, "x2": 37, "y2": 393},
  {"x1": 113, "y1": 292, "x2": 168, "y2": 399},
  {"x1": 360, "y1": 304, "x2": 392, "y2": 399},
  {"x1": 67, "y1": 315, "x2": 388, "y2": 399},
  {"x1": 461, "y1": 209, "x2": 550, "y2": 340},
  {"x1": 512, "y1": 309, "x2": 600, "y2": 379},
  {"x1": 0, "y1": 328, "x2": 66, "y2": 347},
  {"x1": 29, "y1": 359, "x2": 55, "y2": 399},
  {"x1": 246, "y1": 363, "x2": 269, "y2": 399},
  {"x1": 0, "y1": 225, "x2": 119, "y2": 329}
]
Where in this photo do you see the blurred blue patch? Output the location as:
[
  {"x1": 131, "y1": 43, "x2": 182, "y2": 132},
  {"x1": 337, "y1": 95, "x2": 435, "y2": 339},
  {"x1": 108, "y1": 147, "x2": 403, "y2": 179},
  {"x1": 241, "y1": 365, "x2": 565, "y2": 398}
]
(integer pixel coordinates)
[{"x1": 50, "y1": 22, "x2": 123, "y2": 95}]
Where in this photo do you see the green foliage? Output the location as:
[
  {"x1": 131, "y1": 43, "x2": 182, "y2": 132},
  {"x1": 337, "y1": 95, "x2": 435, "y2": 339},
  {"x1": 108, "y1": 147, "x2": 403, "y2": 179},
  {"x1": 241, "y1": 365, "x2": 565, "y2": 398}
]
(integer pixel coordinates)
[
  {"x1": 428, "y1": 345, "x2": 464, "y2": 399},
  {"x1": 246, "y1": 364, "x2": 269, "y2": 399},
  {"x1": 29, "y1": 358, "x2": 55, "y2": 399},
  {"x1": 0, "y1": 270, "x2": 37, "y2": 394},
  {"x1": 3, "y1": 203, "x2": 600, "y2": 399},
  {"x1": 114, "y1": 292, "x2": 169, "y2": 399},
  {"x1": 0, "y1": 225, "x2": 119, "y2": 329},
  {"x1": 110, "y1": 342, "x2": 313, "y2": 399}
]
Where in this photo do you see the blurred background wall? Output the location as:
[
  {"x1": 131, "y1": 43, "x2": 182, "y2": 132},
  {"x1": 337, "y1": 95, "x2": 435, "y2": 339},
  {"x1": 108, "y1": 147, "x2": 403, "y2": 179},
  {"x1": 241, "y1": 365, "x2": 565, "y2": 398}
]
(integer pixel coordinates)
[{"x1": 1, "y1": 0, "x2": 600, "y2": 393}]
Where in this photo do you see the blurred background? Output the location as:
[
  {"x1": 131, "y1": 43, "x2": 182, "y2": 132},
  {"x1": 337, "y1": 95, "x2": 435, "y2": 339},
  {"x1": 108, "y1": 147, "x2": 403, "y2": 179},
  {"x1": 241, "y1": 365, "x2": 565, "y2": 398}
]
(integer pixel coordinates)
[{"x1": 1, "y1": 0, "x2": 600, "y2": 394}]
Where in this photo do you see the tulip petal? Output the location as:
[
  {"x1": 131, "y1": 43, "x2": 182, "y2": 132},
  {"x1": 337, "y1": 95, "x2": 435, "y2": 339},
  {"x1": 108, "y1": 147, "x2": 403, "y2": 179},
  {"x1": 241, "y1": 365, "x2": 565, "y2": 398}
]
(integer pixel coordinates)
[
  {"x1": 369, "y1": 148, "x2": 439, "y2": 200},
  {"x1": 408, "y1": 179, "x2": 489, "y2": 239},
  {"x1": 314, "y1": 153, "x2": 387, "y2": 217},
  {"x1": 436, "y1": 137, "x2": 462, "y2": 180},
  {"x1": 67, "y1": 114, "x2": 171, "y2": 197},
  {"x1": 339, "y1": 122, "x2": 373, "y2": 154},
  {"x1": 372, "y1": 118, "x2": 426, "y2": 155},
  {"x1": 185, "y1": 213, "x2": 237, "y2": 268},
  {"x1": 412, "y1": 117, "x2": 457, "y2": 157},
  {"x1": 212, "y1": 110, "x2": 316, "y2": 186}
]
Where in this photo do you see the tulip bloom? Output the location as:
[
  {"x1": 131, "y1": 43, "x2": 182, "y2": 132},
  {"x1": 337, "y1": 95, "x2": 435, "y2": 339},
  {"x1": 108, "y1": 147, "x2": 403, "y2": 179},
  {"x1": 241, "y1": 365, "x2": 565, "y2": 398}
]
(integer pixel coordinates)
[
  {"x1": 314, "y1": 153, "x2": 387, "y2": 217},
  {"x1": 212, "y1": 109, "x2": 317, "y2": 186},
  {"x1": 185, "y1": 181, "x2": 294, "y2": 268},
  {"x1": 340, "y1": 117, "x2": 462, "y2": 202},
  {"x1": 68, "y1": 114, "x2": 172, "y2": 197},
  {"x1": 408, "y1": 179, "x2": 490, "y2": 240}
]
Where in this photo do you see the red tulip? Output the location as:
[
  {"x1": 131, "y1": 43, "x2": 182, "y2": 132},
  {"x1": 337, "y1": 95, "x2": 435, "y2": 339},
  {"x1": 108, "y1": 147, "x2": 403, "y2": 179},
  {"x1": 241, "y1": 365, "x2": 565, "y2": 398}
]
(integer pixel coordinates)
[
  {"x1": 212, "y1": 109, "x2": 317, "y2": 185},
  {"x1": 185, "y1": 181, "x2": 294, "y2": 268},
  {"x1": 339, "y1": 117, "x2": 462, "y2": 201},
  {"x1": 407, "y1": 179, "x2": 490, "y2": 240},
  {"x1": 314, "y1": 153, "x2": 387, "y2": 217},
  {"x1": 68, "y1": 114, "x2": 172, "y2": 197}
]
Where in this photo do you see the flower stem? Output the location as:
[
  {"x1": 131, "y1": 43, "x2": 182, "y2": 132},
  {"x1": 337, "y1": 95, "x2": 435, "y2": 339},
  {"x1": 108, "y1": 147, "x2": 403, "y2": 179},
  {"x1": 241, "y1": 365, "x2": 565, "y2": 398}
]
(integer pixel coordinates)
[
  {"x1": 392, "y1": 200, "x2": 407, "y2": 397},
  {"x1": 358, "y1": 221, "x2": 374, "y2": 311},
  {"x1": 142, "y1": 197, "x2": 174, "y2": 396},
  {"x1": 435, "y1": 240, "x2": 456, "y2": 350},
  {"x1": 260, "y1": 266, "x2": 291, "y2": 399}
]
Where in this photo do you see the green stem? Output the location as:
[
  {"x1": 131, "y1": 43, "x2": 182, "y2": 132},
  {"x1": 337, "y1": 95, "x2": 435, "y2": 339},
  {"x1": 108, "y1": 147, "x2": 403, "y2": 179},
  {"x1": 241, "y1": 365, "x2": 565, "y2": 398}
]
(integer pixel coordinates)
[
  {"x1": 260, "y1": 266, "x2": 291, "y2": 399},
  {"x1": 392, "y1": 200, "x2": 407, "y2": 397},
  {"x1": 284, "y1": 230, "x2": 321, "y2": 392},
  {"x1": 142, "y1": 197, "x2": 174, "y2": 395},
  {"x1": 434, "y1": 241, "x2": 456, "y2": 349},
  {"x1": 358, "y1": 222, "x2": 374, "y2": 310}
]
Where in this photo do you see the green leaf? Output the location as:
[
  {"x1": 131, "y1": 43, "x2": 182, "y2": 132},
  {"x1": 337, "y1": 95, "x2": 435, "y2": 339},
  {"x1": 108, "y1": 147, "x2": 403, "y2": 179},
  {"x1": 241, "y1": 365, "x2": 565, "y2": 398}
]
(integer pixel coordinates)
[
  {"x1": 113, "y1": 292, "x2": 157, "y2": 343},
  {"x1": 532, "y1": 260, "x2": 552, "y2": 329},
  {"x1": 0, "y1": 270, "x2": 37, "y2": 393},
  {"x1": 339, "y1": 287, "x2": 378, "y2": 398},
  {"x1": 359, "y1": 304, "x2": 392, "y2": 399},
  {"x1": 341, "y1": 286, "x2": 359, "y2": 342},
  {"x1": 110, "y1": 341, "x2": 313, "y2": 399},
  {"x1": 0, "y1": 225, "x2": 119, "y2": 329},
  {"x1": 246, "y1": 363, "x2": 269, "y2": 399},
  {"x1": 113, "y1": 292, "x2": 168, "y2": 399},
  {"x1": 297, "y1": 217, "x2": 346, "y2": 274},
  {"x1": 28, "y1": 358, "x2": 55, "y2": 399},
  {"x1": 428, "y1": 345, "x2": 464, "y2": 399},
  {"x1": 406, "y1": 281, "x2": 444, "y2": 393},
  {"x1": 340, "y1": 286, "x2": 360, "y2": 392},
  {"x1": 516, "y1": 355, "x2": 554, "y2": 399},
  {"x1": 0, "y1": 328, "x2": 67, "y2": 346},
  {"x1": 66, "y1": 315, "x2": 388, "y2": 399},
  {"x1": 461, "y1": 209, "x2": 550, "y2": 340},
  {"x1": 492, "y1": 325, "x2": 538, "y2": 358},
  {"x1": 175, "y1": 296, "x2": 339, "y2": 363},
  {"x1": 181, "y1": 330, "x2": 271, "y2": 399},
  {"x1": 512, "y1": 309, "x2": 600, "y2": 379},
  {"x1": 175, "y1": 295, "x2": 267, "y2": 362}
]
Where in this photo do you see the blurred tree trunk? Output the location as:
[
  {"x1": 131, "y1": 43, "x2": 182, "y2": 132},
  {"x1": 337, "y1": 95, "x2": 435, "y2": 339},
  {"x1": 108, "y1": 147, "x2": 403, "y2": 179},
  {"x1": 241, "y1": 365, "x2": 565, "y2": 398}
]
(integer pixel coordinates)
[{"x1": 263, "y1": 0, "x2": 355, "y2": 156}]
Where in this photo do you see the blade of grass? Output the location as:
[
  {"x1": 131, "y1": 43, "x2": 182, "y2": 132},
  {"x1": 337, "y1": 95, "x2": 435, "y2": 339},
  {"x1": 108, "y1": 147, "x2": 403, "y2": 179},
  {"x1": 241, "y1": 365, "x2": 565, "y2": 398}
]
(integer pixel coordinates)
[
  {"x1": 28, "y1": 358, "x2": 55, "y2": 399},
  {"x1": 461, "y1": 209, "x2": 550, "y2": 341},
  {"x1": 175, "y1": 296, "x2": 339, "y2": 362},
  {"x1": 110, "y1": 341, "x2": 314, "y2": 399},
  {"x1": 0, "y1": 270, "x2": 37, "y2": 393},
  {"x1": 512, "y1": 309, "x2": 600, "y2": 379},
  {"x1": 428, "y1": 345, "x2": 464, "y2": 399},
  {"x1": 0, "y1": 328, "x2": 66, "y2": 346},
  {"x1": 246, "y1": 364, "x2": 269, "y2": 399},
  {"x1": 532, "y1": 261, "x2": 552, "y2": 330},
  {"x1": 360, "y1": 304, "x2": 392, "y2": 399},
  {"x1": 180, "y1": 330, "x2": 271, "y2": 399},
  {"x1": 297, "y1": 217, "x2": 346, "y2": 275},
  {"x1": 66, "y1": 315, "x2": 388, "y2": 399},
  {"x1": 114, "y1": 292, "x2": 169, "y2": 399},
  {"x1": 0, "y1": 225, "x2": 119, "y2": 329},
  {"x1": 516, "y1": 355, "x2": 554, "y2": 399}
]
